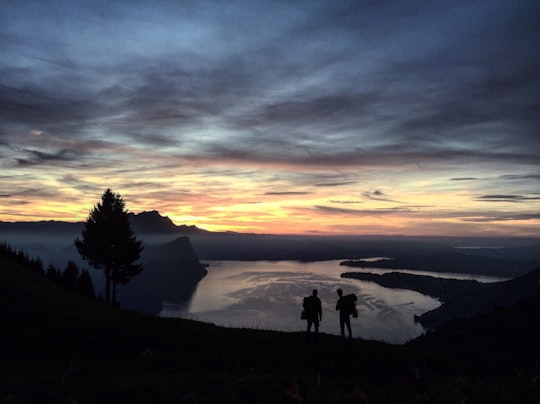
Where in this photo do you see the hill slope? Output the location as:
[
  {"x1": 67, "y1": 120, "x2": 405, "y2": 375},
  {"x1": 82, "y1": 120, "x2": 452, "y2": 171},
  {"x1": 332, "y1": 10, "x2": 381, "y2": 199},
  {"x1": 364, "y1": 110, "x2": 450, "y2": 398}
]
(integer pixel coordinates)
[
  {"x1": 1, "y1": 255, "x2": 539, "y2": 403},
  {"x1": 343, "y1": 267, "x2": 540, "y2": 328}
]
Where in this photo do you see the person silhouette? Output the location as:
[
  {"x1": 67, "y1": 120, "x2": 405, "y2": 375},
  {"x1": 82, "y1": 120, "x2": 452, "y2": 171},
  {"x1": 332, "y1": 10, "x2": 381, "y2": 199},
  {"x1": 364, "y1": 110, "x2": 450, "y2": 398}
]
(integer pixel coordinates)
[
  {"x1": 304, "y1": 289, "x2": 322, "y2": 342},
  {"x1": 336, "y1": 288, "x2": 352, "y2": 341}
]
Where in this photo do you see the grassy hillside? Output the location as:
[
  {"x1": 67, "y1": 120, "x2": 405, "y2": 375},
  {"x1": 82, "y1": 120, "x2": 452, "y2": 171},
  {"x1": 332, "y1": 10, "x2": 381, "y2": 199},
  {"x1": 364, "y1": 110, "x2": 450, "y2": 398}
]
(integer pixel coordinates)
[{"x1": 1, "y1": 255, "x2": 539, "y2": 403}]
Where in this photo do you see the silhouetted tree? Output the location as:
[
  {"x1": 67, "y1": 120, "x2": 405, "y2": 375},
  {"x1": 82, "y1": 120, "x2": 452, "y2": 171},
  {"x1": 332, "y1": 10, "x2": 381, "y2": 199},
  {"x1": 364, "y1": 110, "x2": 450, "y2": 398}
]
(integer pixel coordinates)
[
  {"x1": 46, "y1": 264, "x2": 62, "y2": 283},
  {"x1": 75, "y1": 188, "x2": 143, "y2": 305},
  {"x1": 0, "y1": 243, "x2": 96, "y2": 299},
  {"x1": 29, "y1": 256, "x2": 44, "y2": 276},
  {"x1": 62, "y1": 261, "x2": 79, "y2": 291},
  {"x1": 78, "y1": 269, "x2": 96, "y2": 298}
]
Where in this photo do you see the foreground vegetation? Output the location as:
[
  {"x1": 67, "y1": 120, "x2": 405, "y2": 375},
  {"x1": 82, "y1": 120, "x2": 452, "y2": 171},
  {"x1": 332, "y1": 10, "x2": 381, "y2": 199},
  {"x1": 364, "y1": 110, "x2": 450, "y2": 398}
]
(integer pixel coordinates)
[{"x1": 1, "y1": 255, "x2": 539, "y2": 403}]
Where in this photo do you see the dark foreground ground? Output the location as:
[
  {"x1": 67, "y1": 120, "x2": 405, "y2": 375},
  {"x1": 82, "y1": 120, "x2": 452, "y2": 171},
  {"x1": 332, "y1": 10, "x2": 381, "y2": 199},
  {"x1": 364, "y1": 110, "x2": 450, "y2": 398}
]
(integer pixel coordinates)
[{"x1": 1, "y1": 255, "x2": 539, "y2": 403}]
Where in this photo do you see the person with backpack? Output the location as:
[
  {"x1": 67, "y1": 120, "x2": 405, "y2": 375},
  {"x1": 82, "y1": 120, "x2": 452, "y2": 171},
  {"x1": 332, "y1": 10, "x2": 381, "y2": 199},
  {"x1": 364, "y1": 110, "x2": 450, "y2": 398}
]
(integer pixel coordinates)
[
  {"x1": 303, "y1": 289, "x2": 322, "y2": 342},
  {"x1": 336, "y1": 288, "x2": 355, "y2": 342}
]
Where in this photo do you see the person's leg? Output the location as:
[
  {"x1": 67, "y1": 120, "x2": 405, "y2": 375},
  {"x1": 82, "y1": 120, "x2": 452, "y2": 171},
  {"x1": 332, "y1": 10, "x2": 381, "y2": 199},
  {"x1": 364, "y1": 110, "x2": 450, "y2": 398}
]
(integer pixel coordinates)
[
  {"x1": 339, "y1": 316, "x2": 345, "y2": 339},
  {"x1": 306, "y1": 319, "x2": 313, "y2": 341},
  {"x1": 314, "y1": 319, "x2": 319, "y2": 341},
  {"x1": 345, "y1": 317, "x2": 352, "y2": 339}
]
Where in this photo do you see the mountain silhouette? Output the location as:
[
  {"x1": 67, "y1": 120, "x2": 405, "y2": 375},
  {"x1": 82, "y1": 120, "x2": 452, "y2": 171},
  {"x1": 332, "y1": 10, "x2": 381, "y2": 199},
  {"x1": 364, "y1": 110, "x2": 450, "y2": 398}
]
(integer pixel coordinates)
[
  {"x1": 340, "y1": 250, "x2": 533, "y2": 277},
  {"x1": 119, "y1": 236, "x2": 208, "y2": 315},
  {"x1": 0, "y1": 212, "x2": 211, "y2": 315},
  {"x1": 0, "y1": 211, "x2": 207, "y2": 236},
  {"x1": 417, "y1": 266, "x2": 540, "y2": 328},
  {"x1": 127, "y1": 210, "x2": 209, "y2": 234},
  {"x1": 2, "y1": 213, "x2": 538, "y2": 275},
  {"x1": 343, "y1": 266, "x2": 540, "y2": 329},
  {"x1": 0, "y1": 219, "x2": 83, "y2": 234}
]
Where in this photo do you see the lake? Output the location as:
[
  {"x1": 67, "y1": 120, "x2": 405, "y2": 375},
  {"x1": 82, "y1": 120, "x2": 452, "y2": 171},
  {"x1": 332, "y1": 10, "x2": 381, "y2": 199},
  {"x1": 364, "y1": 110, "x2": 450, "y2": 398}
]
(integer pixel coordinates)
[{"x1": 159, "y1": 259, "x2": 506, "y2": 344}]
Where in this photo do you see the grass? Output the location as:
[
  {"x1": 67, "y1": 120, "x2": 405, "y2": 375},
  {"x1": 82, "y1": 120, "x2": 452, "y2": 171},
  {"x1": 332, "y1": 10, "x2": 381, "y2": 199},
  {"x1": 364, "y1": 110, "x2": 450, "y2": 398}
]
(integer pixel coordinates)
[{"x1": 1, "y1": 255, "x2": 539, "y2": 403}]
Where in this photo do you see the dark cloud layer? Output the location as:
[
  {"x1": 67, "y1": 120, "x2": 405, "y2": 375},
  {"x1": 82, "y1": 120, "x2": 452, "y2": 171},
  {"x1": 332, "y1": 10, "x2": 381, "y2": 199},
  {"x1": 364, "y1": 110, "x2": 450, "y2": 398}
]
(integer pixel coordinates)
[
  {"x1": 2, "y1": 1, "x2": 539, "y2": 162},
  {"x1": 476, "y1": 195, "x2": 540, "y2": 202}
]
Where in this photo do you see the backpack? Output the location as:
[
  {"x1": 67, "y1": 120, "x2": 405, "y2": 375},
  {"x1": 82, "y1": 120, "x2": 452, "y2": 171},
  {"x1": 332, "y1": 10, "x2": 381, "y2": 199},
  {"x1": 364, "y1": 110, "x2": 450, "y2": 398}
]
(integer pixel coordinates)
[
  {"x1": 344, "y1": 294, "x2": 358, "y2": 318},
  {"x1": 301, "y1": 296, "x2": 310, "y2": 320},
  {"x1": 303, "y1": 296, "x2": 315, "y2": 312}
]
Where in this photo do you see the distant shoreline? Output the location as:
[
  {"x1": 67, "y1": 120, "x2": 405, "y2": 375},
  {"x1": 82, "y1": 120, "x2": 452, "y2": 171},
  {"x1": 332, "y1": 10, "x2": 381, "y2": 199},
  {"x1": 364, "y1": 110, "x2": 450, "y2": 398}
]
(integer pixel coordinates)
[{"x1": 342, "y1": 267, "x2": 540, "y2": 329}]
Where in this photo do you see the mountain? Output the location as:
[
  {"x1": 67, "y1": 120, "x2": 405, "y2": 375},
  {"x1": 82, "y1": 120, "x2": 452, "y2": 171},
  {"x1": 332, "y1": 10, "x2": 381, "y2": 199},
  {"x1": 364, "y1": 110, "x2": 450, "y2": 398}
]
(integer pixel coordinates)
[
  {"x1": 0, "y1": 219, "x2": 82, "y2": 234},
  {"x1": 343, "y1": 267, "x2": 540, "y2": 329},
  {"x1": 0, "y1": 211, "x2": 210, "y2": 259},
  {"x1": 1, "y1": 211, "x2": 539, "y2": 275},
  {"x1": 340, "y1": 250, "x2": 533, "y2": 277},
  {"x1": 0, "y1": 210, "x2": 207, "y2": 238},
  {"x1": 128, "y1": 210, "x2": 209, "y2": 234},
  {"x1": 119, "y1": 236, "x2": 208, "y2": 315},
  {"x1": 0, "y1": 212, "x2": 210, "y2": 316},
  {"x1": 416, "y1": 266, "x2": 540, "y2": 328},
  {"x1": 128, "y1": 210, "x2": 179, "y2": 233},
  {"x1": 411, "y1": 292, "x2": 540, "y2": 372}
]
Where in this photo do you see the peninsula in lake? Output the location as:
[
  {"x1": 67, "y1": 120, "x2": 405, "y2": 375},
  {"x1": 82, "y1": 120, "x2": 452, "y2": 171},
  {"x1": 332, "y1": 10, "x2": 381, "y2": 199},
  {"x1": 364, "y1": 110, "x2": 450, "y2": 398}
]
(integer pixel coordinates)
[
  {"x1": 342, "y1": 267, "x2": 540, "y2": 329},
  {"x1": 339, "y1": 251, "x2": 534, "y2": 277}
]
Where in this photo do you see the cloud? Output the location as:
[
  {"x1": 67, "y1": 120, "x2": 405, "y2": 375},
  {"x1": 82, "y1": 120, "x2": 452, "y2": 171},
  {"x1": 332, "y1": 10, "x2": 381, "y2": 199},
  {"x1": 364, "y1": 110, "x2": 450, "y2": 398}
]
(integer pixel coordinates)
[
  {"x1": 264, "y1": 191, "x2": 311, "y2": 196},
  {"x1": 2, "y1": 0, "x2": 539, "y2": 173},
  {"x1": 475, "y1": 195, "x2": 540, "y2": 202},
  {"x1": 328, "y1": 200, "x2": 363, "y2": 205},
  {"x1": 462, "y1": 213, "x2": 540, "y2": 223},
  {"x1": 362, "y1": 190, "x2": 401, "y2": 203},
  {"x1": 500, "y1": 173, "x2": 540, "y2": 181},
  {"x1": 14, "y1": 148, "x2": 86, "y2": 166},
  {"x1": 314, "y1": 205, "x2": 409, "y2": 216},
  {"x1": 314, "y1": 181, "x2": 357, "y2": 187},
  {"x1": 313, "y1": 204, "x2": 540, "y2": 224}
]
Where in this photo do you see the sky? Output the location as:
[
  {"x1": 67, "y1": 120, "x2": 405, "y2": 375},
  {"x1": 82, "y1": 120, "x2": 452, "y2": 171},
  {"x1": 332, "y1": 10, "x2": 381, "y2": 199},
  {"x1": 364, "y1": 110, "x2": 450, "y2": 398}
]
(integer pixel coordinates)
[{"x1": 1, "y1": 0, "x2": 539, "y2": 237}]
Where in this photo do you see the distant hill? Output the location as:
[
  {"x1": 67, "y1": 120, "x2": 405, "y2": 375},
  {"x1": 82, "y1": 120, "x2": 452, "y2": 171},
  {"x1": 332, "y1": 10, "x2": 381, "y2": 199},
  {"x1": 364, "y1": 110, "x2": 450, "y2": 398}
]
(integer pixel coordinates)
[
  {"x1": 411, "y1": 291, "x2": 540, "y2": 372},
  {"x1": 343, "y1": 267, "x2": 540, "y2": 329},
  {"x1": 121, "y1": 236, "x2": 208, "y2": 315},
  {"x1": 416, "y1": 266, "x2": 540, "y2": 328},
  {"x1": 0, "y1": 210, "x2": 211, "y2": 260},
  {"x1": 127, "y1": 210, "x2": 210, "y2": 234},
  {"x1": 340, "y1": 250, "x2": 534, "y2": 277},
  {"x1": 0, "y1": 211, "x2": 208, "y2": 235},
  {"x1": 1, "y1": 211, "x2": 539, "y2": 277},
  {"x1": 0, "y1": 219, "x2": 83, "y2": 234},
  {"x1": 0, "y1": 212, "x2": 210, "y2": 316}
]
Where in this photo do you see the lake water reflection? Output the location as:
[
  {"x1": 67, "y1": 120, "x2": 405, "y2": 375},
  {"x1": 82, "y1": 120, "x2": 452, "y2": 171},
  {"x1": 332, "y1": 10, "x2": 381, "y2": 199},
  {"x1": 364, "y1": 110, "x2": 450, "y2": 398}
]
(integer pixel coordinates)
[{"x1": 159, "y1": 260, "x2": 499, "y2": 344}]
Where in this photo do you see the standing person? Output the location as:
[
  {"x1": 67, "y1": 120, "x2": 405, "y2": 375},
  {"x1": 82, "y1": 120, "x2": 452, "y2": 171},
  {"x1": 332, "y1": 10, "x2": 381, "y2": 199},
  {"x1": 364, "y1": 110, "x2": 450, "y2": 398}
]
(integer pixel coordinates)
[
  {"x1": 304, "y1": 289, "x2": 322, "y2": 342},
  {"x1": 336, "y1": 288, "x2": 352, "y2": 341}
]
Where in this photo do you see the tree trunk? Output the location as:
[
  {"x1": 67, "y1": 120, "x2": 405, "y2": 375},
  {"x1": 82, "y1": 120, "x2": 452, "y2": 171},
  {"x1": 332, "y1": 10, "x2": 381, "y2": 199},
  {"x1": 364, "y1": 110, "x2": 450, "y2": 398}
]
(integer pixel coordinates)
[
  {"x1": 105, "y1": 271, "x2": 111, "y2": 304},
  {"x1": 112, "y1": 280, "x2": 117, "y2": 306}
]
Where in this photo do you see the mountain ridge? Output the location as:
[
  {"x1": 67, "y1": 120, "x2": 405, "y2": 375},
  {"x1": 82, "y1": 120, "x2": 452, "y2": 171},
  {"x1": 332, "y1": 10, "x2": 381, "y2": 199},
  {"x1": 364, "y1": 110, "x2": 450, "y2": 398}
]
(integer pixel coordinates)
[
  {"x1": 0, "y1": 210, "x2": 209, "y2": 234},
  {"x1": 343, "y1": 267, "x2": 540, "y2": 328},
  {"x1": 1, "y1": 211, "x2": 539, "y2": 277}
]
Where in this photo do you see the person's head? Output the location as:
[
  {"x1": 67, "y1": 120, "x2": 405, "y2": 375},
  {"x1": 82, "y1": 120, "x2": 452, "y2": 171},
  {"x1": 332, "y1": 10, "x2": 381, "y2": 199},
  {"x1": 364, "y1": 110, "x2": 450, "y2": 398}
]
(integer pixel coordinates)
[
  {"x1": 337, "y1": 288, "x2": 343, "y2": 297},
  {"x1": 312, "y1": 289, "x2": 318, "y2": 297}
]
